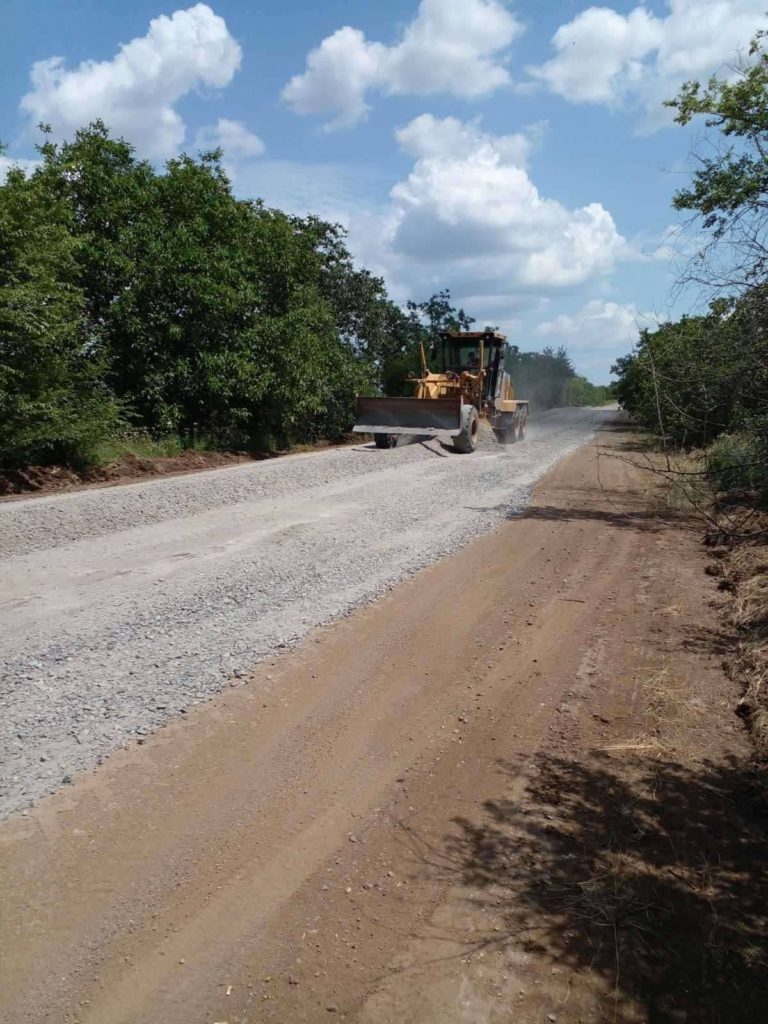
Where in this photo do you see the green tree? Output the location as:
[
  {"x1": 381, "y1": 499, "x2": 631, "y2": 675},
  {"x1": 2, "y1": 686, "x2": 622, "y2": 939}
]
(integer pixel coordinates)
[
  {"x1": 0, "y1": 163, "x2": 118, "y2": 466},
  {"x1": 34, "y1": 121, "x2": 156, "y2": 345},
  {"x1": 562, "y1": 375, "x2": 610, "y2": 406},
  {"x1": 666, "y1": 29, "x2": 768, "y2": 286},
  {"x1": 407, "y1": 289, "x2": 474, "y2": 341},
  {"x1": 665, "y1": 37, "x2": 768, "y2": 460},
  {"x1": 611, "y1": 295, "x2": 768, "y2": 447},
  {"x1": 507, "y1": 346, "x2": 576, "y2": 410},
  {"x1": 611, "y1": 29, "x2": 768, "y2": 505},
  {"x1": 28, "y1": 126, "x2": 376, "y2": 448}
]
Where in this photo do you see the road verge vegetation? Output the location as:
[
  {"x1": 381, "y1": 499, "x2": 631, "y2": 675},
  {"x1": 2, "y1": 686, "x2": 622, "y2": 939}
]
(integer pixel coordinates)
[{"x1": 612, "y1": 29, "x2": 768, "y2": 762}]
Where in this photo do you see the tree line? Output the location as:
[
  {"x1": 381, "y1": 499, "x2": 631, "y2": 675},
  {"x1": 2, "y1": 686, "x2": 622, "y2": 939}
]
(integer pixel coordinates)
[
  {"x1": 0, "y1": 122, "x2": 605, "y2": 471},
  {"x1": 612, "y1": 31, "x2": 768, "y2": 504}
]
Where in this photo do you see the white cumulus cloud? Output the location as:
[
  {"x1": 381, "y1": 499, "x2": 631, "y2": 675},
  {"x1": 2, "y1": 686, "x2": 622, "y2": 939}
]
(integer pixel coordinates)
[
  {"x1": 387, "y1": 114, "x2": 627, "y2": 290},
  {"x1": 536, "y1": 299, "x2": 647, "y2": 352},
  {"x1": 195, "y1": 118, "x2": 264, "y2": 159},
  {"x1": 282, "y1": 0, "x2": 523, "y2": 129},
  {"x1": 530, "y1": 6, "x2": 662, "y2": 105},
  {"x1": 20, "y1": 4, "x2": 242, "y2": 160},
  {"x1": 396, "y1": 112, "x2": 537, "y2": 167},
  {"x1": 529, "y1": 0, "x2": 768, "y2": 126}
]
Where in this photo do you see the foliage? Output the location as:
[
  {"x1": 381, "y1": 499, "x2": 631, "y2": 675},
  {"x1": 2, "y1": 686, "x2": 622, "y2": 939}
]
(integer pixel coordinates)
[
  {"x1": 0, "y1": 125, "x2": 382, "y2": 462},
  {"x1": 561, "y1": 375, "x2": 612, "y2": 407},
  {"x1": 612, "y1": 289, "x2": 768, "y2": 448},
  {"x1": 408, "y1": 288, "x2": 474, "y2": 340},
  {"x1": 666, "y1": 29, "x2": 768, "y2": 288},
  {"x1": 507, "y1": 346, "x2": 576, "y2": 410},
  {"x1": 27, "y1": 128, "x2": 380, "y2": 448},
  {"x1": 0, "y1": 122, "x2": 594, "y2": 468},
  {"x1": 0, "y1": 161, "x2": 119, "y2": 466},
  {"x1": 610, "y1": 36, "x2": 768, "y2": 507},
  {"x1": 88, "y1": 431, "x2": 186, "y2": 466},
  {"x1": 707, "y1": 430, "x2": 768, "y2": 503}
]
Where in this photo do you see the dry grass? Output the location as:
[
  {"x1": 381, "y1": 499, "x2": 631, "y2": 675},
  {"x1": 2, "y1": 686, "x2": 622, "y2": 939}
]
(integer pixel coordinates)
[
  {"x1": 650, "y1": 451, "x2": 713, "y2": 515},
  {"x1": 732, "y1": 567, "x2": 768, "y2": 633},
  {"x1": 641, "y1": 451, "x2": 768, "y2": 759},
  {"x1": 644, "y1": 448, "x2": 764, "y2": 538},
  {"x1": 622, "y1": 668, "x2": 709, "y2": 763},
  {"x1": 733, "y1": 640, "x2": 768, "y2": 754},
  {"x1": 553, "y1": 849, "x2": 658, "y2": 935},
  {"x1": 717, "y1": 535, "x2": 768, "y2": 758},
  {"x1": 628, "y1": 447, "x2": 768, "y2": 758},
  {"x1": 594, "y1": 664, "x2": 708, "y2": 763}
]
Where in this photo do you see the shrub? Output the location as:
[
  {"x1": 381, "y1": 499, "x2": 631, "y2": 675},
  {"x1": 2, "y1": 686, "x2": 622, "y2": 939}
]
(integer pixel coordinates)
[{"x1": 707, "y1": 430, "x2": 768, "y2": 504}]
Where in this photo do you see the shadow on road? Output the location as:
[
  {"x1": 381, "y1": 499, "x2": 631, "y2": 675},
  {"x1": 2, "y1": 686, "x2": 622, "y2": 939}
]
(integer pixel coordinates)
[
  {"x1": 349, "y1": 439, "x2": 451, "y2": 457},
  {"x1": 412, "y1": 752, "x2": 768, "y2": 1023},
  {"x1": 514, "y1": 504, "x2": 680, "y2": 532},
  {"x1": 461, "y1": 502, "x2": 684, "y2": 534}
]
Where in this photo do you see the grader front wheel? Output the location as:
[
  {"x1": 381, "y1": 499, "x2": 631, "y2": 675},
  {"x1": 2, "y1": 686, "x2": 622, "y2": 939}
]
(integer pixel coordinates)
[{"x1": 453, "y1": 407, "x2": 479, "y2": 453}]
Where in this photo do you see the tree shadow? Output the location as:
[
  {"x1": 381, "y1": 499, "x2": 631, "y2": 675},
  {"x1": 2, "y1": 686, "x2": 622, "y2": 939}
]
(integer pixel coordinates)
[
  {"x1": 598, "y1": 418, "x2": 636, "y2": 432},
  {"x1": 610, "y1": 440, "x2": 659, "y2": 454},
  {"x1": 415, "y1": 752, "x2": 768, "y2": 1023},
  {"x1": 678, "y1": 623, "x2": 738, "y2": 657},
  {"x1": 511, "y1": 504, "x2": 684, "y2": 532}
]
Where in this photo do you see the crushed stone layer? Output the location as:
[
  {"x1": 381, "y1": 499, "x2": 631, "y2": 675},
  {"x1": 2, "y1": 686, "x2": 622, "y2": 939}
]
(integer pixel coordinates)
[{"x1": 0, "y1": 407, "x2": 605, "y2": 818}]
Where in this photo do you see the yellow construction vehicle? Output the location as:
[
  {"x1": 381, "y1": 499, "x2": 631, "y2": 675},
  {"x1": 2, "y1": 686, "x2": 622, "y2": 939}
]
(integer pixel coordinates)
[{"x1": 353, "y1": 330, "x2": 529, "y2": 453}]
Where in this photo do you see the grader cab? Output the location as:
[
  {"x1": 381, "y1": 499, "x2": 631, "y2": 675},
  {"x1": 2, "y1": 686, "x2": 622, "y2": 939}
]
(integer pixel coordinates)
[{"x1": 353, "y1": 330, "x2": 529, "y2": 453}]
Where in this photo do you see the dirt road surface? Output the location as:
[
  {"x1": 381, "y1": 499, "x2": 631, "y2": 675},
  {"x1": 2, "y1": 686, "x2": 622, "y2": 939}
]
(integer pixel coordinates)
[{"x1": 2, "y1": 417, "x2": 765, "y2": 1024}]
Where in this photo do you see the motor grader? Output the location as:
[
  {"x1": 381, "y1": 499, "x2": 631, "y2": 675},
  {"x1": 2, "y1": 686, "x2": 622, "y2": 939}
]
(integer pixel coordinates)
[{"x1": 353, "y1": 330, "x2": 529, "y2": 453}]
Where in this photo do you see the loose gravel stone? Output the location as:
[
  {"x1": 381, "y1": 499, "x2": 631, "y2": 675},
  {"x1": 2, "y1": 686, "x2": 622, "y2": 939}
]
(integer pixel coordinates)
[{"x1": 0, "y1": 408, "x2": 604, "y2": 818}]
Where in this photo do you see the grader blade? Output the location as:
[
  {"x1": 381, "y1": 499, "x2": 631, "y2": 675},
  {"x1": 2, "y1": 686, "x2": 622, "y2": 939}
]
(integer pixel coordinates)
[{"x1": 353, "y1": 396, "x2": 463, "y2": 437}]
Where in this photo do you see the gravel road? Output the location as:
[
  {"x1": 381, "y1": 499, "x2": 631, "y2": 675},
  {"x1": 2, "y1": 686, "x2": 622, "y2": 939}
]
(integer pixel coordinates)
[{"x1": 0, "y1": 407, "x2": 604, "y2": 818}]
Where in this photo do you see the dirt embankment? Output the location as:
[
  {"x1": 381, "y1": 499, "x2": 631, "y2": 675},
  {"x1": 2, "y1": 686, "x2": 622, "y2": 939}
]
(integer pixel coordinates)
[
  {"x1": 706, "y1": 517, "x2": 768, "y2": 756},
  {"x1": 0, "y1": 419, "x2": 765, "y2": 1024},
  {"x1": 0, "y1": 439, "x2": 366, "y2": 500},
  {"x1": 0, "y1": 449, "x2": 250, "y2": 498}
]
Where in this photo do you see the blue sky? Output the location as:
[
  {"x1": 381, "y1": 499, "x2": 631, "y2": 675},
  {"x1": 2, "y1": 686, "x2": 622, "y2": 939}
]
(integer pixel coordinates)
[{"x1": 2, "y1": 0, "x2": 766, "y2": 382}]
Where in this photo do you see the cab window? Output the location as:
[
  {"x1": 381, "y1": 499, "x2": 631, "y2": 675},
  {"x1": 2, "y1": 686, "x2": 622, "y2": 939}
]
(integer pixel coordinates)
[{"x1": 442, "y1": 343, "x2": 490, "y2": 372}]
